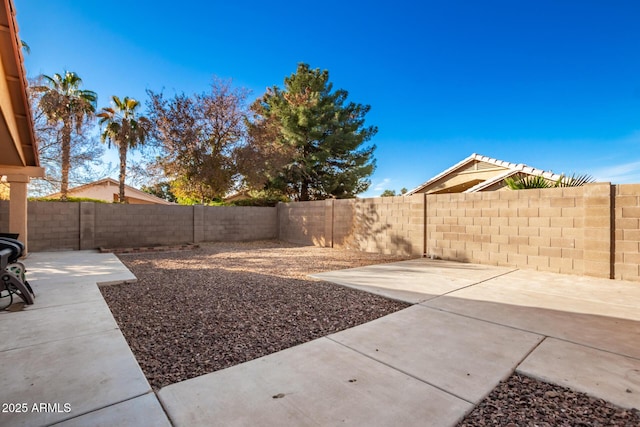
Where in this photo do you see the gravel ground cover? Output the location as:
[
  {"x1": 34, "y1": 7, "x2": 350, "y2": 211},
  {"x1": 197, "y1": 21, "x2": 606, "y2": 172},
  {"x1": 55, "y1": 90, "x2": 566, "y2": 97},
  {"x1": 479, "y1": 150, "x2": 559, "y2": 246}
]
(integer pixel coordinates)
[
  {"x1": 102, "y1": 240, "x2": 638, "y2": 423},
  {"x1": 100, "y1": 240, "x2": 411, "y2": 389},
  {"x1": 458, "y1": 373, "x2": 640, "y2": 426}
]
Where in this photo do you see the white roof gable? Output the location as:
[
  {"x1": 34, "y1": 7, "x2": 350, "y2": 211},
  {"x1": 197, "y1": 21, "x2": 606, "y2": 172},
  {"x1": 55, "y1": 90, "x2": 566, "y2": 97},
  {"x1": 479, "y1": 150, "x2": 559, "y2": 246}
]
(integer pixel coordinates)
[{"x1": 406, "y1": 153, "x2": 563, "y2": 195}]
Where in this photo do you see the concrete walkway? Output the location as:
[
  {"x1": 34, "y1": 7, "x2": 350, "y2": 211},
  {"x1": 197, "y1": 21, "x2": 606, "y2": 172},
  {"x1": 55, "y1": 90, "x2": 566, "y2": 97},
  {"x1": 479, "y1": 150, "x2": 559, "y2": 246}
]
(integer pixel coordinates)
[
  {"x1": 0, "y1": 251, "x2": 171, "y2": 427},
  {"x1": 1, "y1": 254, "x2": 639, "y2": 426}
]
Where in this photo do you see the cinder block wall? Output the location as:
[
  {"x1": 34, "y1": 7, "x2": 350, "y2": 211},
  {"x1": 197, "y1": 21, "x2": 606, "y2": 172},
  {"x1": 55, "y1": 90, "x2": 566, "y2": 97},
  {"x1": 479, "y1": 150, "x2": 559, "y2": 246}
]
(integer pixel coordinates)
[
  {"x1": 335, "y1": 196, "x2": 424, "y2": 256},
  {"x1": 202, "y1": 206, "x2": 277, "y2": 242},
  {"x1": 277, "y1": 196, "x2": 424, "y2": 256},
  {"x1": 279, "y1": 183, "x2": 636, "y2": 281},
  {"x1": 425, "y1": 183, "x2": 612, "y2": 278},
  {"x1": 20, "y1": 202, "x2": 277, "y2": 251},
  {"x1": 94, "y1": 204, "x2": 194, "y2": 248},
  {"x1": 277, "y1": 200, "x2": 329, "y2": 246},
  {"x1": 615, "y1": 184, "x2": 640, "y2": 280},
  {"x1": 28, "y1": 202, "x2": 81, "y2": 251},
  {"x1": 332, "y1": 199, "x2": 355, "y2": 247},
  {"x1": 6, "y1": 181, "x2": 640, "y2": 281}
]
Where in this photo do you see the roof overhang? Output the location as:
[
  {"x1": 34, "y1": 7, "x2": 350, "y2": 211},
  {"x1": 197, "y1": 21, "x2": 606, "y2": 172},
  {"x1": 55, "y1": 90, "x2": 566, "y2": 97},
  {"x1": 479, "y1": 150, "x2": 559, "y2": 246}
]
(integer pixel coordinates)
[{"x1": 0, "y1": 0, "x2": 41, "y2": 175}]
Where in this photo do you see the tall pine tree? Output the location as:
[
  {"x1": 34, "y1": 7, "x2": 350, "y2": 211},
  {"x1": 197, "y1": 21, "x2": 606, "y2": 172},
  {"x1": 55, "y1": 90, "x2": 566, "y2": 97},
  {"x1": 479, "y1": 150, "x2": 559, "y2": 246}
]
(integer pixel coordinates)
[{"x1": 243, "y1": 63, "x2": 377, "y2": 201}]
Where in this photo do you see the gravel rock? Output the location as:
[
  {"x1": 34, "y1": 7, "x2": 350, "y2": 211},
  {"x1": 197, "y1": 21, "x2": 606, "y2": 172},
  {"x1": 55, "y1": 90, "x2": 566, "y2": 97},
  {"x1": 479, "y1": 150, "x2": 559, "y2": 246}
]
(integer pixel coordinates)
[
  {"x1": 100, "y1": 241, "x2": 411, "y2": 389},
  {"x1": 102, "y1": 241, "x2": 639, "y2": 424},
  {"x1": 458, "y1": 373, "x2": 640, "y2": 426}
]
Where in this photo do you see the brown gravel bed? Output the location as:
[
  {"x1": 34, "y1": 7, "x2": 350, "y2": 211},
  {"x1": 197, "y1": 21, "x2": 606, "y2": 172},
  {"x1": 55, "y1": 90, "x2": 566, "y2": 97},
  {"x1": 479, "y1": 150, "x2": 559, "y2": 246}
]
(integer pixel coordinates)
[
  {"x1": 100, "y1": 240, "x2": 411, "y2": 390},
  {"x1": 101, "y1": 241, "x2": 638, "y2": 423},
  {"x1": 458, "y1": 373, "x2": 640, "y2": 426}
]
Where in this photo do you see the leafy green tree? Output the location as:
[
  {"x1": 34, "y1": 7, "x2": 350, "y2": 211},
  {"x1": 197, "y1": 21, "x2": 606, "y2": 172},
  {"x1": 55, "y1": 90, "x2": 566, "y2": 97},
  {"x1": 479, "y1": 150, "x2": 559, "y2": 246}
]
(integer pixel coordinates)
[
  {"x1": 380, "y1": 187, "x2": 409, "y2": 197},
  {"x1": 33, "y1": 71, "x2": 97, "y2": 200},
  {"x1": 141, "y1": 181, "x2": 178, "y2": 203},
  {"x1": 243, "y1": 63, "x2": 377, "y2": 201},
  {"x1": 97, "y1": 96, "x2": 151, "y2": 203},
  {"x1": 504, "y1": 173, "x2": 594, "y2": 190}
]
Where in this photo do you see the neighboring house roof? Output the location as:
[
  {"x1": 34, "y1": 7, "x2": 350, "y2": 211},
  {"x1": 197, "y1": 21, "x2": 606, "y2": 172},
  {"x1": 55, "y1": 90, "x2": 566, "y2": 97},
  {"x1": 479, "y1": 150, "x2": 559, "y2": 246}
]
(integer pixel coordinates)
[
  {"x1": 223, "y1": 189, "x2": 251, "y2": 202},
  {"x1": 45, "y1": 178, "x2": 175, "y2": 205},
  {"x1": 406, "y1": 153, "x2": 563, "y2": 195}
]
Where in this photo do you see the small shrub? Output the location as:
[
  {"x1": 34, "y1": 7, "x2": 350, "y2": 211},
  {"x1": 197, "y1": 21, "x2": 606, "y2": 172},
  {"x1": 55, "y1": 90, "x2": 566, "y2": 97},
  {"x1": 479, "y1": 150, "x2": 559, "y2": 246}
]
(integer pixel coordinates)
[
  {"x1": 29, "y1": 196, "x2": 108, "y2": 203},
  {"x1": 230, "y1": 196, "x2": 290, "y2": 207}
]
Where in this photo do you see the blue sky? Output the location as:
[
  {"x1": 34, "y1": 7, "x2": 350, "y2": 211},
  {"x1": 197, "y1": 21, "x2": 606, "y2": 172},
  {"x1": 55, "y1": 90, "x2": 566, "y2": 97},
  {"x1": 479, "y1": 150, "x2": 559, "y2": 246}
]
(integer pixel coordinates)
[{"x1": 14, "y1": 0, "x2": 640, "y2": 197}]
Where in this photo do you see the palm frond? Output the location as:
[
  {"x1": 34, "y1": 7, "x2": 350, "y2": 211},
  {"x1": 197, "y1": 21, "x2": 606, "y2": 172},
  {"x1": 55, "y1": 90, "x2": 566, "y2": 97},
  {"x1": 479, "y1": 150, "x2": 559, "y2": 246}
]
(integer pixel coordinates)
[
  {"x1": 555, "y1": 173, "x2": 595, "y2": 187},
  {"x1": 21, "y1": 40, "x2": 30, "y2": 55},
  {"x1": 504, "y1": 174, "x2": 551, "y2": 189},
  {"x1": 505, "y1": 172, "x2": 595, "y2": 190}
]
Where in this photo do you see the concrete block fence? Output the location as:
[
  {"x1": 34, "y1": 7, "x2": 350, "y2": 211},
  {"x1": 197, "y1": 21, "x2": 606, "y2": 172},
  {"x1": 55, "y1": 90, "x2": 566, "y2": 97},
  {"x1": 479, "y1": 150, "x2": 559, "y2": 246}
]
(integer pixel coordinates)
[
  {"x1": 277, "y1": 196, "x2": 424, "y2": 256},
  {"x1": 278, "y1": 183, "x2": 640, "y2": 282},
  {"x1": 1, "y1": 181, "x2": 639, "y2": 281},
  {"x1": 424, "y1": 184, "x2": 611, "y2": 278},
  {"x1": 0, "y1": 202, "x2": 278, "y2": 252}
]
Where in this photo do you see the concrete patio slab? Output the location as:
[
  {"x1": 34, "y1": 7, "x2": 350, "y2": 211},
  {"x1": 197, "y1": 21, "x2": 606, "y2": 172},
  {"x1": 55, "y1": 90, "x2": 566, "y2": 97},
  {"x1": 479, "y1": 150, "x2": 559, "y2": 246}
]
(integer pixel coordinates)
[
  {"x1": 5, "y1": 250, "x2": 637, "y2": 426},
  {"x1": 518, "y1": 338, "x2": 640, "y2": 410},
  {"x1": 0, "y1": 329, "x2": 152, "y2": 426},
  {"x1": 21, "y1": 278, "x2": 106, "y2": 309},
  {"x1": 329, "y1": 305, "x2": 544, "y2": 404},
  {"x1": 1, "y1": 250, "x2": 135, "y2": 311},
  {"x1": 158, "y1": 336, "x2": 473, "y2": 427},
  {"x1": 25, "y1": 251, "x2": 137, "y2": 287},
  {"x1": 435, "y1": 269, "x2": 640, "y2": 321},
  {"x1": 0, "y1": 299, "x2": 118, "y2": 351},
  {"x1": 53, "y1": 393, "x2": 171, "y2": 427},
  {"x1": 424, "y1": 271, "x2": 640, "y2": 359},
  {"x1": 311, "y1": 258, "x2": 514, "y2": 303}
]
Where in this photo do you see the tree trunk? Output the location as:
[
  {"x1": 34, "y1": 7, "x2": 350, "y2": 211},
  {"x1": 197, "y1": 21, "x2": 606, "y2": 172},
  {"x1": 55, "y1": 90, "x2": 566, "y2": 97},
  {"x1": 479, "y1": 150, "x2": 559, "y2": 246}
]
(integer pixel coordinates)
[
  {"x1": 300, "y1": 179, "x2": 309, "y2": 201},
  {"x1": 119, "y1": 142, "x2": 127, "y2": 203},
  {"x1": 60, "y1": 120, "x2": 72, "y2": 201}
]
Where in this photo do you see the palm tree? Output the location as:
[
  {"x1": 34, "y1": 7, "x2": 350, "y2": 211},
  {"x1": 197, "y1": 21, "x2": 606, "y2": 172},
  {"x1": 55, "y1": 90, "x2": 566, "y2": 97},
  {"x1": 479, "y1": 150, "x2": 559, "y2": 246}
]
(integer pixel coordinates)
[
  {"x1": 33, "y1": 71, "x2": 97, "y2": 200},
  {"x1": 21, "y1": 40, "x2": 30, "y2": 55},
  {"x1": 97, "y1": 96, "x2": 151, "y2": 203}
]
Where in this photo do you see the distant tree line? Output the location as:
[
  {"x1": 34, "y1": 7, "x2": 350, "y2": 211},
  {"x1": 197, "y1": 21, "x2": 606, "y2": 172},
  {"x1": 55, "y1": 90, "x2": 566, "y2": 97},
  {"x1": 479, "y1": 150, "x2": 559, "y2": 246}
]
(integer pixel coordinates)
[
  {"x1": 28, "y1": 63, "x2": 377, "y2": 204},
  {"x1": 380, "y1": 188, "x2": 408, "y2": 197}
]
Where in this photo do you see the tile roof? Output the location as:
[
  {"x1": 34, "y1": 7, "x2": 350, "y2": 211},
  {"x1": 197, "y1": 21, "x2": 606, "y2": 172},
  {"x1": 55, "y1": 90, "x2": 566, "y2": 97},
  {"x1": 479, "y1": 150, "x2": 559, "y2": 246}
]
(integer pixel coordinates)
[{"x1": 406, "y1": 153, "x2": 563, "y2": 195}]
